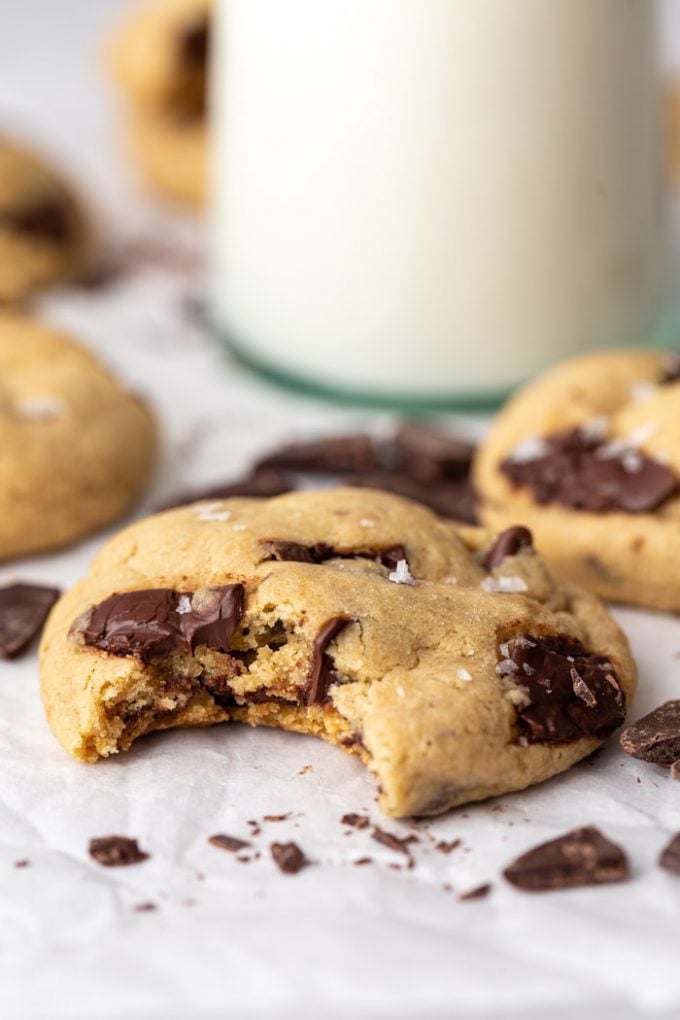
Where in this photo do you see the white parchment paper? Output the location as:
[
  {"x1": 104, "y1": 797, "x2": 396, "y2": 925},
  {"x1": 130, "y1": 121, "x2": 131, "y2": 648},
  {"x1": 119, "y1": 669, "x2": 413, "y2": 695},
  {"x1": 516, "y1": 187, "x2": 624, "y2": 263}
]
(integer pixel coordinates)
[{"x1": 1, "y1": 4, "x2": 680, "y2": 1017}]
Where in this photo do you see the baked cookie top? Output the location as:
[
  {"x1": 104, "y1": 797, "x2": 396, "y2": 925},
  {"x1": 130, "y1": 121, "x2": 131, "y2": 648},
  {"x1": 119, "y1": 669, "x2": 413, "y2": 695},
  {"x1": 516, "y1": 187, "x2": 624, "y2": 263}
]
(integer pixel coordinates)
[
  {"x1": 0, "y1": 313, "x2": 156, "y2": 561},
  {"x1": 474, "y1": 348, "x2": 680, "y2": 610},
  {"x1": 110, "y1": 0, "x2": 211, "y2": 121},
  {"x1": 0, "y1": 138, "x2": 89, "y2": 302},
  {"x1": 40, "y1": 487, "x2": 635, "y2": 817}
]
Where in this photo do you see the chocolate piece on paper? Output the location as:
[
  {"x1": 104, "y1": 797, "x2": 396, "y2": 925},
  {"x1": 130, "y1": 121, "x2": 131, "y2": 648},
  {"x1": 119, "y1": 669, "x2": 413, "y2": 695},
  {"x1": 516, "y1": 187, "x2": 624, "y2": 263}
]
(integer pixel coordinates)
[
  {"x1": 162, "y1": 468, "x2": 292, "y2": 510},
  {"x1": 344, "y1": 470, "x2": 478, "y2": 525},
  {"x1": 459, "y1": 883, "x2": 491, "y2": 901},
  {"x1": 341, "y1": 813, "x2": 370, "y2": 830},
  {"x1": 256, "y1": 435, "x2": 377, "y2": 474},
  {"x1": 503, "y1": 826, "x2": 629, "y2": 891},
  {"x1": 89, "y1": 836, "x2": 150, "y2": 867},
  {"x1": 483, "y1": 526, "x2": 534, "y2": 571},
  {"x1": 371, "y1": 827, "x2": 419, "y2": 857},
  {"x1": 0, "y1": 582, "x2": 60, "y2": 659},
  {"x1": 208, "y1": 834, "x2": 251, "y2": 853},
  {"x1": 659, "y1": 833, "x2": 680, "y2": 876},
  {"x1": 270, "y1": 841, "x2": 310, "y2": 875},
  {"x1": 620, "y1": 700, "x2": 680, "y2": 766},
  {"x1": 394, "y1": 424, "x2": 476, "y2": 481}
]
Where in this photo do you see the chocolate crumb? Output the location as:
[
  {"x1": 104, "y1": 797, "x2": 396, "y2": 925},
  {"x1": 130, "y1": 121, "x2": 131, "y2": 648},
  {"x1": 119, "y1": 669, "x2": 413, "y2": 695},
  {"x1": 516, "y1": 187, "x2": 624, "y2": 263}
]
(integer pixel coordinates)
[
  {"x1": 132, "y1": 901, "x2": 157, "y2": 913},
  {"x1": 298, "y1": 765, "x2": 312, "y2": 775},
  {"x1": 270, "y1": 841, "x2": 310, "y2": 875},
  {"x1": 435, "y1": 839, "x2": 462, "y2": 854},
  {"x1": 341, "y1": 813, "x2": 370, "y2": 830},
  {"x1": 620, "y1": 701, "x2": 680, "y2": 767},
  {"x1": 503, "y1": 826, "x2": 629, "y2": 892},
  {"x1": 354, "y1": 857, "x2": 373, "y2": 866},
  {"x1": 236, "y1": 855, "x2": 251, "y2": 863},
  {"x1": 0, "y1": 583, "x2": 60, "y2": 659},
  {"x1": 89, "y1": 836, "x2": 149, "y2": 867},
  {"x1": 13, "y1": 859, "x2": 30, "y2": 869},
  {"x1": 659, "y1": 833, "x2": 680, "y2": 875},
  {"x1": 263, "y1": 813, "x2": 292, "y2": 823},
  {"x1": 208, "y1": 833, "x2": 251, "y2": 853},
  {"x1": 459, "y1": 883, "x2": 491, "y2": 901},
  {"x1": 371, "y1": 826, "x2": 419, "y2": 858}
]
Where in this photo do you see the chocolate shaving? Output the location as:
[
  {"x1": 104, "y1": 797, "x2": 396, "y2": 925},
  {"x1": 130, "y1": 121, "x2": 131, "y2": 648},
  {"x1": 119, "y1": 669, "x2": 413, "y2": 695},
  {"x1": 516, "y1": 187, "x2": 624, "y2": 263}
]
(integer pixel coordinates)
[
  {"x1": 499, "y1": 634, "x2": 626, "y2": 744},
  {"x1": 256, "y1": 435, "x2": 377, "y2": 474},
  {"x1": 0, "y1": 583, "x2": 60, "y2": 659},
  {"x1": 208, "y1": 834, "x2": 251, "y2": 853},
  {"x1": 305, "y1": 617, "x2": 351, "y2": 706},
  {"x1": 260, "y1": 540, "x2": 406, "y2": 572},
  {"x1": 483, "y1": 526, "x2": 533, "y2": 571},
  {"x1": 620, "y1": 700, "x2": 680, "y2": 766},
  {"x1": 89, "y1": 836, "x2": 149, "y2": 867},
  {"x1": 270, "y1": 841, "x2": 310, "y2": 874},
  {"x1": 73, "y1": 584, "x2": 245, "y2": 662},
  {"x1": 341, "y1": 813, "x2": 370, "y2": 830},
  {"x1": 503, "y1": 826, "x2": 629, "y2": 891},
  {"x1": 501, "y1": 427, "x2": 678, "y2": 513},
  {"x1": 659, "y1": 833, "x2": 680, "y2": 875}
]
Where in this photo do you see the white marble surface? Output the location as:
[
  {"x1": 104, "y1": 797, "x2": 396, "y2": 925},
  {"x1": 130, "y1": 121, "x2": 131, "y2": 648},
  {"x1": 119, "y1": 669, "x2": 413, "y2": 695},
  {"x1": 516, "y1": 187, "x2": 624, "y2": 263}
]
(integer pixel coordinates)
[{"x1": 1, "y1": 4, "x2": 680, "y2": 1020}]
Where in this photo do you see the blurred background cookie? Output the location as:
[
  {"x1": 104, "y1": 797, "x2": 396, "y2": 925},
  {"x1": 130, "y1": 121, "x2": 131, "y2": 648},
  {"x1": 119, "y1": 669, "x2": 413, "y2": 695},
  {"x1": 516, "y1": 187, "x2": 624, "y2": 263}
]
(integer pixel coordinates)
[
  {"x1": 0, "y1": 312, "x2": 156, "y2": 561},
  {"x1": 0, "y1": 137, "x2": 90, "y2": 303},
  {"x1": 110, "y1": 0, "x2": 211, "y2": 207}
]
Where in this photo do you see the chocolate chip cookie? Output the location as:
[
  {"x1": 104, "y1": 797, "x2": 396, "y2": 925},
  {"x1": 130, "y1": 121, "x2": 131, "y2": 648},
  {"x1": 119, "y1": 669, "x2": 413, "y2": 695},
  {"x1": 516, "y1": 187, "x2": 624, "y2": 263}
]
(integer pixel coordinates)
[
  {"x1": 475, "y1": 349, "x2": 680, "y2": 611},
  {"x1": 40, "y1": 488, "x2": 634, "y2": 817},
  {"x1": 0, "y1": 312, "x2": 156, "y2": 560},
  {"x1": 0, "y1": 138, "x2": 89, "y2": 302},
  {"x1": 110, "y1": 0, "x2": 210, "y2": 206}
]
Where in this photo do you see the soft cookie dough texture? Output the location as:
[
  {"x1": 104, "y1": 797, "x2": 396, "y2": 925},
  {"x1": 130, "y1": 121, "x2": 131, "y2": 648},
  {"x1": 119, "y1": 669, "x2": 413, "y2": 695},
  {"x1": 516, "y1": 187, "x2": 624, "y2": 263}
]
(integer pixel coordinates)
[
  {"x1": 475, "y1": 349, "x2": 680, "y2": 612},
  {"x1": 110, "y1": 0, "x2": 211, "y2": 206},
  {"x1": 41, "y1": 488, "x2": 635, "y2": 817},
  {"x1": 0, "y1": 138, "x2": 89, "y2": 303},
  {"x1": 0, "y1": 314, "x2": 156, "y2": 560}
]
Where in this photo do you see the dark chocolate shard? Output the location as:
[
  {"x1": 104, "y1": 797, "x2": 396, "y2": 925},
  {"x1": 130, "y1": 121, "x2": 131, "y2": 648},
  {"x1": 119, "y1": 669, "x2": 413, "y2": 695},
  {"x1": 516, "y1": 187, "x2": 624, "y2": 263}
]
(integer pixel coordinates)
[
  {"x1": 208, "y1": 833, "x2": 251, "y2": 853},
  {"x1": 161, "y1": 468, "x2": 292, "y2": 511},
  {"x1": 270, "y1": 841, "x2": 310, "y2": 874},
  {"x1": 620, "y1": 700, "x2": 680, "y2": 766},
  {"x1": 341, "y1": 813, "x2": 370, "y2": 830},
  {"x1": 501, "y1": 427, "x2": 678, "y2": 513},
  {"x1": 89, "y1": 836, "x2": 149, "y2": 867},
  {"x1": 503, "y1": 826, "x2": 629, "y2": 891},
  {"x1": 659, "y1": 833, "x2": 680, "y2": 875},
  {"x1": 483, "y1": 526, "x2": 533, "y2": 571},
  {"x1": 260, "y1": 540, "x2": 406, "y2": 572},
  {"x1": 499, "y1": 634, "x2": 625, "y2": 744},
  {"x1": 256, "y1": 435, "x2": 377, "y2": 474},
  {"x1": 344, "y1": 470, "x2": 478, "y2": 524},
  {"x1": 371, "y1": 827, "x2": 419, "y2": 857},
  {"x1": 661, "y1": 351, "x2": 680, "y2": 384},
  {"x1": 459, "y1": 883, "x2": 492, "y2": 901},
  {"x1": 0, "y1": 583, "x2": 61, "y2": 659},
  {"x1": 393, "y1": 424, "x2": 476, "y2": 481},
  {"x1": 3, "y1": 197, "x2": 73, "y2": 243},
  {"x1": 74, "y1": 584, "x2": 245, "y2": 662},
  {"x1": 305, "y1": 618, "x2": 351, "y2": 706}
]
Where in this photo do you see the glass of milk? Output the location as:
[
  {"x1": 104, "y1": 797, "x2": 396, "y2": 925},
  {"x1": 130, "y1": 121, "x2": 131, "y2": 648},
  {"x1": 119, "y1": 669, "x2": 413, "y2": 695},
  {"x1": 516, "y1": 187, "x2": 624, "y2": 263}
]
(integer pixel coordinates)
[{"x1": 212, "y1": 0, "x2": 668, "y2": 406}]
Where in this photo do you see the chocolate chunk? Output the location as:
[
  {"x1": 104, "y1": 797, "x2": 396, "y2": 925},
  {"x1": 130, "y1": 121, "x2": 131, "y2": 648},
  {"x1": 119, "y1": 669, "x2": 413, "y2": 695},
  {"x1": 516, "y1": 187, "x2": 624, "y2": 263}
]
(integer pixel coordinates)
[
  {"x1": 270, "y1": 841, "x2": 310, "y2": 874},
  {"x1": 260, "y1": 540, "x2": 406, "y2": 571},
  {"x1": 0, "y1": 583, "x2": 60, "y2": 659},
  {"x1": 661, "y1": 351, "x2": 680, "y2": 384},
  {"x1": 483, "y1": 526, "x2": 533, "y2": 571},
  {"x1": 344, "y1": 470, "x2": 478, "y2": 524},
  {"x1": 371, "y1": 827, "x2": 418, "y2": 857},
  {"x1": 620, "y1": 701, "x2": 680, "y2": 766},
  {"x1": 499, "y1": 634, "x2": 626, "y2": 743},
  {"x1": 161, "y1": 469, "x2": 292, "y2": 510},
  {"x1": 89, "y1": 836, "x2": 149, "y2": 867},
  {"x1": 659, "y1": 833, "x2": 680, "y2": 875},
  {"x1": 3, "y1": 197, "x2": 73, "y2": 243},
  {"x1": 341, "y1": 813, "x2": 370, "y2": 830},
  {"x1": 394, "y1": 424, "x2": 476, "y2": 481},
  {"x1": 180, "y1": 17, "x2": 209, "y2": 65},
  {"x1": 305, "y1": 617, "x2": 351, "y2": 706},
  {"x1": 208, "y1": 833, "x2": 251, "y2": 853},
  {"x1": 74, "y1": 584, "x2": 245, "y2": 662},
  {"x1": 256, "y1": 435, "x2": 377, "y2": 474},
  {"x1": 501, "y1": 427, "x2": 678, "y2": 513},
  {"x1": 459, "y1": 883, "x2": 492, "y2": 901},
  {"x1": 503, "y1": 826, "x2": 629, "y2": 891}
]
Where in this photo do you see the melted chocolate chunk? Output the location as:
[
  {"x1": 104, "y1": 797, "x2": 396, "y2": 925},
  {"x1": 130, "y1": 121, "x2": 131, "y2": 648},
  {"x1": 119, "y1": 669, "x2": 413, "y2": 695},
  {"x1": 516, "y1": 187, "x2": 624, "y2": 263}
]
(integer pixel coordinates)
[
  {"x1": 393, "y1": 424, "x2": 476, "y2": 481},
  {"x1": 260, "y1": 540, "x2": 406, "y2": 571},
  {"x1": 89, "y1": 836, "x2": 149, "y2": 867},
  {"x1": 0, "y1": 583, "x2": 60, "y2": 659},
  {"x1": 344, "y1": 470, "x2": 478, "y2": 524},
  {"x1": 208, "y1": 834, "x2": 251, "y2": 853},
  {"x1": 501, "y1": 428, "x2": 678, "y2": 513},
  {"x1": 620, "y1": 700, "x2": 680, "y2": 766},
  {"x1": 483, "y1": 526, "x2": 533, "y2": 571},
  {"x1": 499, "y1": 634, "x2": 625, "y2": 744},
  {"x1": 659, "y1": 833, "x2": 680, "y2": 876},
  {"x1": 256, "y1": 435, "x2": 377, "y2": 474},
  {"x1": 74, "y1": 584, "x2": 245, "y2": 662},
  {"x1": 661, "y1": 351, "x2": 680, "y2": 384},
  {"x1": 503, "y1": 826, "x2": 629, "y2": 891},
  {"x1": 3, "y1": 197, "x2": 73, "y2": 243},
  {"x1": 305, "y1": 618, "x2": 351, "y2": 706},
  {"x1": 161, "y1": 468, "x2": 292, "y2": 510},
  {"x1": 270, "y1": 841, "x2": 310, "y2": 874}
]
